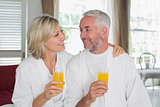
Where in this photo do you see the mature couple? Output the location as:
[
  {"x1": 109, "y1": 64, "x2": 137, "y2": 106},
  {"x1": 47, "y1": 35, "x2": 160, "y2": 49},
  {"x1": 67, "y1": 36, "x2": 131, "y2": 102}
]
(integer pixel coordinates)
[{"x1": 12, "y1": 10, "x2": 152, "y2": 107}]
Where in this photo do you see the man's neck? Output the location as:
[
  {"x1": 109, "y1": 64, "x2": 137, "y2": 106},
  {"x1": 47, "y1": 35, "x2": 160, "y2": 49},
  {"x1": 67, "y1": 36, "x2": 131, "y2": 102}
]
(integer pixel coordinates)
[{"x1": 90, "y1": 43, "x2": 109, "y2": 54}]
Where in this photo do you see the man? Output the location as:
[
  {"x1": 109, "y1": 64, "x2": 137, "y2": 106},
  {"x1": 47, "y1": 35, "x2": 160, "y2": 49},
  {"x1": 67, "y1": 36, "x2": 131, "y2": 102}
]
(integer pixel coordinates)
[{"x1": 65, "y1": 10, "x2": 152, "y2": 107}]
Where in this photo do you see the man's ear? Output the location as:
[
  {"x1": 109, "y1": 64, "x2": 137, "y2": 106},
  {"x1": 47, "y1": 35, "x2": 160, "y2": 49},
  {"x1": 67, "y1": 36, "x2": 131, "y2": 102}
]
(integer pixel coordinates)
[{"x1": 100, "y1": 27, "x2": 107, "y2": 38}]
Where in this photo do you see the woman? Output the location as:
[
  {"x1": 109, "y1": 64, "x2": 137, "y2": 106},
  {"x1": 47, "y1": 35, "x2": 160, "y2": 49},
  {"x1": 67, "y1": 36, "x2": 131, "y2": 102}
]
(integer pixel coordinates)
[{"x1": 12, "y1": 15, "x2": 124, "y2": 107}]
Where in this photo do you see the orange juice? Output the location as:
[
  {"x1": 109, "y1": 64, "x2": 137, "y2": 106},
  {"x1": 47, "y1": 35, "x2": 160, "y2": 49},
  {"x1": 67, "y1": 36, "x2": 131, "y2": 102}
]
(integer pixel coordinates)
[
  {"x1": 98, "y1": 72, "x2": 108, "y2": 84},
  {"x1": 53, "y1": 72, "x2": 63, "y2": 91}
]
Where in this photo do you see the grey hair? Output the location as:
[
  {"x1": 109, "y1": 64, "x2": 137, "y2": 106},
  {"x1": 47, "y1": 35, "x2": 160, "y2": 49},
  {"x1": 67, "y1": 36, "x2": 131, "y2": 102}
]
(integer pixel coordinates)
[{"x1": 83, "y1": 10, "x2": 110, "y2": 35}]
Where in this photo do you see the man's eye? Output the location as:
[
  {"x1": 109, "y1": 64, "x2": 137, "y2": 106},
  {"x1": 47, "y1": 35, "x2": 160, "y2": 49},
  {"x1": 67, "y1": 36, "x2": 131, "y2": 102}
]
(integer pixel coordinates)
[
  {"x1": 80, "y1": 28, "x2": 82, "y2": 32},
  {"x1": 61, "y1": 30, "x2": 64, "y2": 32},
  {"x1": 55, "y1": 33, "x2": 59, "y2": 37},
  {"x1": 86, "y1": 29, "x2": 90, "y2": 32}
]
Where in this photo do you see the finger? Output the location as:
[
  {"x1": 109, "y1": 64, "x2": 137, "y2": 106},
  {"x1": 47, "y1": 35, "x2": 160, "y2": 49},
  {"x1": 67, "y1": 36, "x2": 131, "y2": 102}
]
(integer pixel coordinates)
[
  {"x1": 51, "y1": 81, "x2": 63, "y2": 85},
  {"x1": 50, "y1": 92, "x2": 61, "y2": 97},
  {"x1": 46, "y1": 81, "x2": 63, "y2": 88},
  {"x1": 95, "y1": 93, "x2": 105, "y2": 98},
  {"x1": 50, "y1": 89, "x2": 62, "y2": 94},
  {"x1": 89, "y1": 88, "x2": 108, "y2": 99},
  {"x1": 90, "y1": 82, "x2": 108, "y2": 91},
  {"x1": 94, "y1": 88, "x2": 108, "y2": 94},
  {"x1": 91, "y1": 84, "x2": 108, "y2": 91},
  {"x1": 112, "y1": 45, "x2": 119, "y2": 57},
  {"x1": 113, "y1": 46, "x2": 124, "y2": 57},
  {"x1": 91, "y1": 80, "x2": 108, "y2": 87},
  {"x1": 115, "y1": 48, "x2": 124, "y2": 57},
  {"x1": 114, "y1": 49, "x2": 120, "y2": 57},
  {"x1": 108, "y1": 43, "x2": 114, "y2": 47},
  {"x1": 48, "y1": 85, "x2": 62, "y2": 91}
]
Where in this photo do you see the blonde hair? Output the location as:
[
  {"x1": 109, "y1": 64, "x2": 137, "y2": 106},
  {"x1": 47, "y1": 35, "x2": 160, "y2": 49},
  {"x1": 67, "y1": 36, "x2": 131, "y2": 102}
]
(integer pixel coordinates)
[{"x1": 27, "y1": 15, "x2": 59, "y2": 59}]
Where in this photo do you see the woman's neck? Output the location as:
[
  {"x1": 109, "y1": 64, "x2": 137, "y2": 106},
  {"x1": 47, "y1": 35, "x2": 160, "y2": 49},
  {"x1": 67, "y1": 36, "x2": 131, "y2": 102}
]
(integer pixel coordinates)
[{"x1": 43, "y1": 52, "x2": 57, "y2": 74}]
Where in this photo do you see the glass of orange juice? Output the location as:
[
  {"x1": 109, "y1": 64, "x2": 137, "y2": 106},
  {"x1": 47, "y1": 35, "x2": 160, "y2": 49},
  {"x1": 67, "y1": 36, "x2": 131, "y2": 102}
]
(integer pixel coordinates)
[
  {"x1": 53, "y1": 68, "x2": 63, "y2": 92},
  {"x1": 98, "y1": 72, "x2": 109, "y2": 84}
]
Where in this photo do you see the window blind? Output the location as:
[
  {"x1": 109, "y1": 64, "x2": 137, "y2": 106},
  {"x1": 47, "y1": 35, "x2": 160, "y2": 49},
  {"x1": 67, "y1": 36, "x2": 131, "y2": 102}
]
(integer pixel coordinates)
[{"x1": 0, "y1": 0, "x2": 22, "y2": 50}]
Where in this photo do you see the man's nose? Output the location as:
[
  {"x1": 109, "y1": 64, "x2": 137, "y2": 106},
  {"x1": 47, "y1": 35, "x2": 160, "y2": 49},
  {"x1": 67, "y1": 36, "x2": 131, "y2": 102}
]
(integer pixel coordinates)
[{"x1": 80, "y1": 31, "x2": 86, "y2": 38}]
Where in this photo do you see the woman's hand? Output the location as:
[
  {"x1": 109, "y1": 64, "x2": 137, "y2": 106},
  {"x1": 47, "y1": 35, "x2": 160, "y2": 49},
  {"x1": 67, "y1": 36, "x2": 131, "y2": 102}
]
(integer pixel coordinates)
[
  {"x1": 108, "y1": 43, "x2": 125, "y2": 57},
  {"x1": 32, "y1": 80, "x2": 64, "y2": 107},
  {"x1": 43, "y1": 80, "x2": 63, "y2": 100}
]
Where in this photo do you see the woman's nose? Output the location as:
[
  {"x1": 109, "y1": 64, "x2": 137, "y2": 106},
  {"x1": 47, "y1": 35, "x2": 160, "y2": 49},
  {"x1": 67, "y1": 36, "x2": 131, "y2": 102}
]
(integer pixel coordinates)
[{"x1": 60, "y1": 32, "x2": 66, "y2": 40}]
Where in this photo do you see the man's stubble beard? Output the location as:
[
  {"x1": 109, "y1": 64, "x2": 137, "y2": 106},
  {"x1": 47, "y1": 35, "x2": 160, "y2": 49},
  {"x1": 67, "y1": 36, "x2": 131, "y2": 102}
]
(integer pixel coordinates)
[{"x1": 88, "y1": 34, "x2": 103, "y2": 53}]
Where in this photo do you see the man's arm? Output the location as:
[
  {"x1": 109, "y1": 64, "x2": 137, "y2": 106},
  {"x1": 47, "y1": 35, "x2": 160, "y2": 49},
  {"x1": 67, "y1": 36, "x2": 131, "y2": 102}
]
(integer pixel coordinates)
[
  {"x1": 125, "y1": 58, "x2": 152, "y2": 107},
  {"x1": 76, "y1": 95, "x2": 91, "y2": 107}
]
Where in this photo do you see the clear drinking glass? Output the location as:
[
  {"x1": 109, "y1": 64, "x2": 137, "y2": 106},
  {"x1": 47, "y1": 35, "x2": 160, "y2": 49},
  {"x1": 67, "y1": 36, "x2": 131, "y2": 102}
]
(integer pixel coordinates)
[
  {"x1": 98, "y1": 71, "x2": 109, "y2": 106},
  {"x1": 53, "y1": 68, "x2": 63, "y2": 92},
  {"x1": 98, "y1": 72, "x2": 109, "y2": 84}
]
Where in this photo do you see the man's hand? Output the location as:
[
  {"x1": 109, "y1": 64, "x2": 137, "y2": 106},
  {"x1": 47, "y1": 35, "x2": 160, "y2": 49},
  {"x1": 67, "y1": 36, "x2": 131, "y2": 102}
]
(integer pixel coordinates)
[
  {"x1": 76, "y1": 80, "x2": 108, "y2": 107},
  {"x1": 86, "y1": 80, "x2": 108, "y2": 103}
]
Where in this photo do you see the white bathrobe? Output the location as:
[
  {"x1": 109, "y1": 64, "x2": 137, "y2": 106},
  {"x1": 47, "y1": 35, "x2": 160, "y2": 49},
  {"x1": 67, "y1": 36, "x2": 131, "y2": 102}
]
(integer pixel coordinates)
[
  {"x1": 65, "y1": 47, "x2": 152, "y2": 107},
  {"x1": 12, "y1": 51, "x2": 72, "y2": 107}
]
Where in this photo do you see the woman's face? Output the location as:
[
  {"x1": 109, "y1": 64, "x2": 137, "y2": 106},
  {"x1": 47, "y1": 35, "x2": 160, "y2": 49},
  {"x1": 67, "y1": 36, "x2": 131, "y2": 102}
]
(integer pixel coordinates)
[{"x1": 44, "y1": 27, "x2": 66, "y2": 53}]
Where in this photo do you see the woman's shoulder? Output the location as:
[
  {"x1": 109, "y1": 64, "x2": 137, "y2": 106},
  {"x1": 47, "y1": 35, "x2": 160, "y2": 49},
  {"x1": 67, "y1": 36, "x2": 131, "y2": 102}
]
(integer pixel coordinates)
[
  {"x1": 17, "y1": 56, "x2": 39, "y2": 70},
  {"x1": 19, "y1": 55, "x2": 35, "y2": 64}
]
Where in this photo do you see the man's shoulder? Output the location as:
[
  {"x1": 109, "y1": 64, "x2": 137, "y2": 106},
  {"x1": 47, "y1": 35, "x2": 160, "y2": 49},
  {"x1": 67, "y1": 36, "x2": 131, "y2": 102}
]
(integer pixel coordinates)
[
  {"x1": 115, "y1": 52, "x2": 132, "y2": 62},
  {"x1": 110, "y1": 52, "x2": 135, "y2": 71},
  {"x1": 107, "y1": 47, "x2": 130, "y2": 63}
]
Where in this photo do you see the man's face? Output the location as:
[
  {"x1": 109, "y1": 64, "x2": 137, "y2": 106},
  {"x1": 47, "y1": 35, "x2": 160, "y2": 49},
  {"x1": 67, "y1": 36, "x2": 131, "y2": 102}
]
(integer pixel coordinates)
[{"x1": 79, "y1": 16, "x2": 102, "y2": 52}]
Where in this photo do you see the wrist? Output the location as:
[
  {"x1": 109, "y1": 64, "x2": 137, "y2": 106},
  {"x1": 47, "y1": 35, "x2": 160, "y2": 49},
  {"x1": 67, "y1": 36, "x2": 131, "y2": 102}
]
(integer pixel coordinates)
[
  {"x1": 84, "y1": 94, "x2": 92, "y2": 106},
  {"x1": 43, "y1": 92, "x2": 49, "y2": 101}
]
